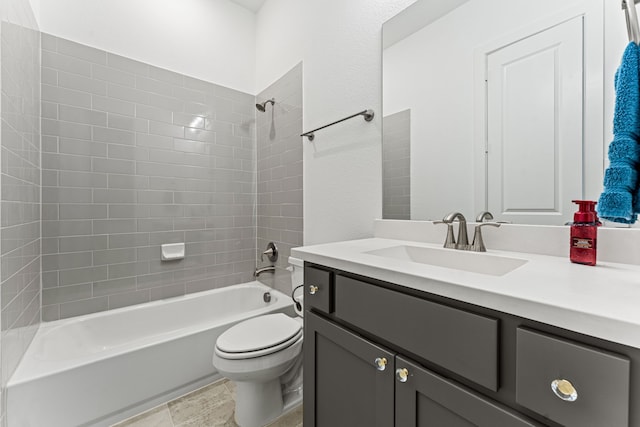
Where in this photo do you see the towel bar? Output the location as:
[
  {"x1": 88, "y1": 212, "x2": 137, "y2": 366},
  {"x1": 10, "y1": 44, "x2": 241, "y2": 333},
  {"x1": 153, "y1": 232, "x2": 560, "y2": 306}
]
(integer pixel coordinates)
[
  {"x1": 622, "y1": 0, "x2": 640, "y2": 10},
  {"x1": 301, "y1": 109, "x2": 374, "y2": 141},
  {"x1": 622, "y1": 0, "x2": 640, "y2": 43}
]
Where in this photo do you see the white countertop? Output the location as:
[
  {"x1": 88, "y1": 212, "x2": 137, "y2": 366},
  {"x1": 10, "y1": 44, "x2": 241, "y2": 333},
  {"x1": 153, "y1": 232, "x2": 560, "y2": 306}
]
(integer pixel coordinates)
[{"x1": 292, "y1": 238, "x2": 640, "y2": 349}]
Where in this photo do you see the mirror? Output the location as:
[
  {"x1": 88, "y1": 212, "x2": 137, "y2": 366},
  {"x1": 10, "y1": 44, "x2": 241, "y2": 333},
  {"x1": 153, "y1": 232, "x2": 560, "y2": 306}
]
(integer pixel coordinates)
[{"x1": 382, "y1": 0, "x2": 606, "y2": 225}]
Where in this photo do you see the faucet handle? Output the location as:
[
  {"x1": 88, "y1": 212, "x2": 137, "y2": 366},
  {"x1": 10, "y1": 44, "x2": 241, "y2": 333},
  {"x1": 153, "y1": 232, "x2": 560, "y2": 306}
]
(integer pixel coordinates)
[
  {"x1": 477, "y1": 222, "x2": 501, "y2": 229},
  {"x1": 476, "y1": 211, "x2": 494, "y2": 222},
  {"x1": 470, "y1": 223, "x2": 501, "y2": 252},
  {"x1": 261, "y1": 242, "x2": 278, "y2": 262},
  {"x1": 433, "y1": 221, "x2": 456, "y2": 249}
]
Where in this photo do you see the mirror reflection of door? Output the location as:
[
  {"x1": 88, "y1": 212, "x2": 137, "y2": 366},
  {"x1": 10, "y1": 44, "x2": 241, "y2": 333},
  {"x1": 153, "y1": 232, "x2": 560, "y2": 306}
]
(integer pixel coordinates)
[
  {"x1": 382, "y1": 0, "x2": 604, "y2": 225},
  {"x1": 485, "y1": 16, "x2": 584, "y2": 225}
]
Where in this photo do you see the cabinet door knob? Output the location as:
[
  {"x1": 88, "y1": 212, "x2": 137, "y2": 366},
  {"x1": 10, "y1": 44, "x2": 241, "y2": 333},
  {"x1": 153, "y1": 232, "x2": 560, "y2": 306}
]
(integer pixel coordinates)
[
  {"x1": 374, "y1": 357, "x2": 387, "y2": 371},
  {"x1": 396, "y1": 368, "x2": 409, "y2": 382},
  {"x1": 551, "y1": 379, "x2": 578, "y2": 402},
  {"x1": 309, "y1": 285, "x2": 319, "y2": 295}
]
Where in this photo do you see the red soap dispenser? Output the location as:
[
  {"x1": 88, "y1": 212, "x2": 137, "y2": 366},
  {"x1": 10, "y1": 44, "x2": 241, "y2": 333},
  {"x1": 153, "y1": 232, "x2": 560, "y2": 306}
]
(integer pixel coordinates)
[{"x1": 569, "y1": 200, "x2": 598, "y2": 266}]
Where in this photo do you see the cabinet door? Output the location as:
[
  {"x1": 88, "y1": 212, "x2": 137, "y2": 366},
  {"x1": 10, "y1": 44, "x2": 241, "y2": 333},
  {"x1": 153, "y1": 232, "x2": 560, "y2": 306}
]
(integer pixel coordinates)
[
  {"x1": 395, "y1": 356, "x2": 543, "y2": 427},
  {"x1": 304, "y1": 311, "x2": 395, "y2": 427}
]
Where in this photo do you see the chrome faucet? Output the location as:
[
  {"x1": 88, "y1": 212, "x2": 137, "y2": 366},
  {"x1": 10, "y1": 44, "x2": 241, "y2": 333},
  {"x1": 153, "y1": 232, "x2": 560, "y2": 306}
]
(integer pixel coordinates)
[
  {"x1": 254, "y1": 266, "x2": 276, "y2": 277},
  {"x1": 435, "y1": 211, "x2": 501, "y2": 252},
  {"x1": 470, "y1": 223, "x2": 500, "y2": 252},
  {"x1": 470, "y1": 211, "x2": 500, "y2": 252},
  {"x1": 435, "y1": 212, "x2": 469, "y2": 250}
]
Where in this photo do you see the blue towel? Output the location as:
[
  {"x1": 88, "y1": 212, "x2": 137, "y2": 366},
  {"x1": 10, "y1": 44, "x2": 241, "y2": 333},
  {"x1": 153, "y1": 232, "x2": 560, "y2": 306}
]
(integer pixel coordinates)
[
  {"x1": 598, "y1": 42, "x2": 640, "y2": 224},
  {"x1": 604, "y1": 164, "x2": 638, "y2": 191},
  {"x1": 613, "y1": 43, "x2": 640, "y2": 137},
  {"x1": 608, "y1": 136, "x2": 640, "y2": 162},
  {"x1": 599, "y1": 191, "x2": 635, "y2": 223}
]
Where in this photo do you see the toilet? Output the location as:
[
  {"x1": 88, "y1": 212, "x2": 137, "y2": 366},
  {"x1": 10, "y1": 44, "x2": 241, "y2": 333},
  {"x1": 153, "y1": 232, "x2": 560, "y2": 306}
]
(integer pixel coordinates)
[{"x1": 212, "y1": 257, "x2": 304, "y2": 427}]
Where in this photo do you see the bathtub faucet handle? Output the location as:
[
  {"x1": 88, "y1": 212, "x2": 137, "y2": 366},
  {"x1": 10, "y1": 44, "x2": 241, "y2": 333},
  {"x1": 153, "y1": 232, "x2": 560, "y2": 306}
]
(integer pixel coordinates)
[{"x1": 261, "y1": 242, "x2": 278, "y2": 262}]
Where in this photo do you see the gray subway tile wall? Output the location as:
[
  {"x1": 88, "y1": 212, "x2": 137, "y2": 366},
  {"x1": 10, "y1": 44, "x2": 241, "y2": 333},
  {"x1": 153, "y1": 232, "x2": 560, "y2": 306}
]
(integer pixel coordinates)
[
  {"x1": 0, "y1": 9, "x2": 42, "y2": 425},
  {"x1": 41, "y1": 33, "x2": 258, "y2": 320},
  {"x1": 255, "y1": 63, "x2": 303, "y2": 294},
  {"x1": 382, "y1": 109, "x2": 411, "y2": 220}
]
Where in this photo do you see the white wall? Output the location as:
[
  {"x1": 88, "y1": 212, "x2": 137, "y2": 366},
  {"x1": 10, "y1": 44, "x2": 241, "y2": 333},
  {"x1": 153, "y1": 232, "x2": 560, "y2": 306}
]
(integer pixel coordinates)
[
  {"x1": 2, "y1": 0, "x2": 38, "y2": 29},
  {"x1": 28, "y1": 0, "x2": 39, "y2": 22},
  {"x1": 255, "y1": 0, "x2": 304, "y2": 93},
  {"x1": 36, "y1": 0, "x2": 257, "y2": 94},
  {"x1": 302, "y1": 0, "x2": 415, "y2": 245},
  {"x1": 256, "y1": 0, "x2": 414, "y2": 245},
  {"x1": 294, "y1": 0, "x2": 627, "y2": 242}
]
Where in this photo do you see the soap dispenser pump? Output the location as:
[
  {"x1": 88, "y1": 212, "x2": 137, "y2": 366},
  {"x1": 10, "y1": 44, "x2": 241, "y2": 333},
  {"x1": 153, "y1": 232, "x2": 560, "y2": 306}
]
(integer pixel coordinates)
[{"x1": 570, "y1": 200, "x2": 598, "y2": 266}]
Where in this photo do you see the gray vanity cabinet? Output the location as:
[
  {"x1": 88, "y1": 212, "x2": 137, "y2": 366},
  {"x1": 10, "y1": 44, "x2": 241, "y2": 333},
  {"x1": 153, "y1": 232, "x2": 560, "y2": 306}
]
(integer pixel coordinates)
[
  {"x1": 303, "y1": 263, "x2": 637, "y2": 427},
  {"x1": 304, "y1": 310, "x2": 395, "y2": 427},
  {"x1": 304, "y1": 307, "x2": 540, "y2": 427},
  {"x1": 334, "y1": 274, "x2": 499, "y2": 391},
  {"x1": 395, "y1": 356, "x2": 542, "y2": 427},
  {"x1": 515, "y1": 328, "x2": 630, "y2": 427}
]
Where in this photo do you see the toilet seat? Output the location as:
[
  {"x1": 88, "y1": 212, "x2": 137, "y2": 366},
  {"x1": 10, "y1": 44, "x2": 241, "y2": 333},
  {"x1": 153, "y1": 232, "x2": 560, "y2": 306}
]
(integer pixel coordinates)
[{"x1": 215, "y1": 313, "x2": 303, "y2": 360}]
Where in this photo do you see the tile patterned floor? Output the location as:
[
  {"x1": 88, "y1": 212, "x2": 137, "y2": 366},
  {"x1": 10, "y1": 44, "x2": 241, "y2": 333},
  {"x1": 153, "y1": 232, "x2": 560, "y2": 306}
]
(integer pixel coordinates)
[{"x1": 111, "y1": 379, "x2": 302, "y2": 427}]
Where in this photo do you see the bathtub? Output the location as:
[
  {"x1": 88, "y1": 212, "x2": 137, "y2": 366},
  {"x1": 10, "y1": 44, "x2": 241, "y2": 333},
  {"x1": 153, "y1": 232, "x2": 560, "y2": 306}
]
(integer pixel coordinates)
[{"x1": 7, "y1": 282, "x2": 294, "y2": 427}]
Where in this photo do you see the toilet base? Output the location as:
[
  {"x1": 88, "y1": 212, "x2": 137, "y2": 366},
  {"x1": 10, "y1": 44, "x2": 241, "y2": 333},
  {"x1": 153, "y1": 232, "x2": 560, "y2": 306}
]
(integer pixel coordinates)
[
  {"x1": 233, "y1": 364, "x2": 303, "y2": 427},
  {"x1": 234, "y1": 379, "x2": 283, "y2": 427}
]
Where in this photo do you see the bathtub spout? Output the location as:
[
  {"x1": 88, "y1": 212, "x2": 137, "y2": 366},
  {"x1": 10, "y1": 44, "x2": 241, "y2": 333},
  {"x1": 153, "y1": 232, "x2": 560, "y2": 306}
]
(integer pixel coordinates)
[{"x1": 254, "y1": 266, "x2": 276, "y2": 277}]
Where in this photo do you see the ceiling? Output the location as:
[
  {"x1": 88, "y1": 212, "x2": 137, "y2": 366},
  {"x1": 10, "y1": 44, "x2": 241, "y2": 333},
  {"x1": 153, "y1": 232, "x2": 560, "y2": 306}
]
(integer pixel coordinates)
[{"x1": 229, "y1": 0, "x2": 266, "y2": 13}]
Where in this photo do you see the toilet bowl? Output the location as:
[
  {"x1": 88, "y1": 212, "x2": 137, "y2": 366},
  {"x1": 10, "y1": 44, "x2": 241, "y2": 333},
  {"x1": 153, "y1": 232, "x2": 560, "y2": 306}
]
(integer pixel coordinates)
[{"x1": 212, "y1": 257, "x2": 304, "y2": 427}]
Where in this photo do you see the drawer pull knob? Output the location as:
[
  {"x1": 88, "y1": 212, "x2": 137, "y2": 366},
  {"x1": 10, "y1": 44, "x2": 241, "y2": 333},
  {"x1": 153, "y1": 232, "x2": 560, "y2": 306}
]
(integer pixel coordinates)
[
  {"x1": 374, "y1": 357, "x2": 387, "y2": 371},
  {"x1": 309, "y1": 285, "x2": 319, "y2": 295},
  {"x1": 396, "y1": 368, "x2": 409, "y2": 383},
  {"x1": 551, "y1": 379, "x2": 578, "y2": 402}
]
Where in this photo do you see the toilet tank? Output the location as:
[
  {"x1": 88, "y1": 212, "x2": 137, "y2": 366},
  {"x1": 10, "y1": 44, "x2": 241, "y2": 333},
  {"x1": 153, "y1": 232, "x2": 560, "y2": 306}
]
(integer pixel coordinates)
[
  {"x1": 288, "y1": 256, "x2": 304, "y2": 289},
  {"x1": 288, "y1": 256, "x2": 304, "y2": 317}
]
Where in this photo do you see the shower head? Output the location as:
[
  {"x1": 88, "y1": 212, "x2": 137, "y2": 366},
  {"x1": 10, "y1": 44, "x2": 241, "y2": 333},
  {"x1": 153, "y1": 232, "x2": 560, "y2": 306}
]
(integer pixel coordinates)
[{"x1": 256, "y1": 98, "x2": 275, "y2": 112}]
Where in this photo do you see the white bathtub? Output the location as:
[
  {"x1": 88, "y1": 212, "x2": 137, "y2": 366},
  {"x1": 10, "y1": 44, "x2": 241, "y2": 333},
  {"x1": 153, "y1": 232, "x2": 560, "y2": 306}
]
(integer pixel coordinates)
[{"x1": 7, "y1": 282, "x2": 294, "y2": 427}]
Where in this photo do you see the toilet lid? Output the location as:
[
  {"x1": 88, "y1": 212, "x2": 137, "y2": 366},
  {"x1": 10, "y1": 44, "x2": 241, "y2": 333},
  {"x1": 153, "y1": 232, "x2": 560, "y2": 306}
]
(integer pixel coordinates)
[{"x1": 216, "y1": 313, "x2": 302, "y2": 354}]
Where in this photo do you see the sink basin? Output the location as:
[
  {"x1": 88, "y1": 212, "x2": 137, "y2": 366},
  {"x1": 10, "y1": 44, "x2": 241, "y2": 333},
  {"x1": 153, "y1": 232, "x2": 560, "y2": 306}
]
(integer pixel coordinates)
[{"x1": 365, "y1": 245, "x2": 527, "y2": 276}]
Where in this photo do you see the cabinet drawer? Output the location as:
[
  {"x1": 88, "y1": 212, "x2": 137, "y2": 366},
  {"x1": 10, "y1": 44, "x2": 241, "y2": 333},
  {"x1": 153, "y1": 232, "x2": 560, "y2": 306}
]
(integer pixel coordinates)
[
  {"x1": 516, "y1": 328, "x2": 630, "y2": 427},
  {"x1": 396, "y1": 355, "x2": 542, "y2": 427},
  {"x1": 334, "y1": 275, "x2": 499, "y2": 390},
  {"x1": 304, "y1": 266, "x2": 333, "y2": 313}
]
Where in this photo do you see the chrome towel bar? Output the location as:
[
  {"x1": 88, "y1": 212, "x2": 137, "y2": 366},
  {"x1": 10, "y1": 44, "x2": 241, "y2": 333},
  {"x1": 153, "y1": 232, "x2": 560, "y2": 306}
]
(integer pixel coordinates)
[
  {"x1": 301, "y1": 109, "x2": 374, "y2": 141},
  {"x1": 622, "y1": 0, "x2": 640, "y2": 43}
]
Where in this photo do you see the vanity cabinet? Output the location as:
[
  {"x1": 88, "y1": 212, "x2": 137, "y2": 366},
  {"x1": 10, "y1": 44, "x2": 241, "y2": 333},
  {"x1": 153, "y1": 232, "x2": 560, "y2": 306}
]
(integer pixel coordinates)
[
  {"x1": 395, "y1": 356, "x2": 541, "y2": 427},
  {"x1": 334, "y1": 274, "x2": 499, "y2": 391},
  {"x1": 303, "y1": 263, "x2": 638, "y2": 427},
  {"x1": 304, "y1": 310, "x2": 394, "y2": 427},
  {"x1": 304, "y1": 311, "x2": 536, "y2": 427}
]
